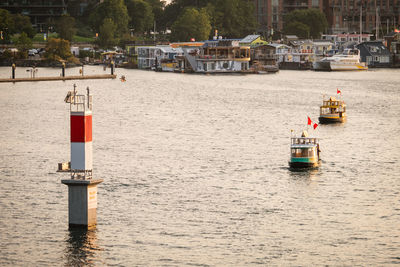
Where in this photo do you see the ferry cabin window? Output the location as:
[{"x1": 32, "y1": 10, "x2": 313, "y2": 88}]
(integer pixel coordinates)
[{"x1": 292, "y1": 148, "x2": 314, "y2": 157}]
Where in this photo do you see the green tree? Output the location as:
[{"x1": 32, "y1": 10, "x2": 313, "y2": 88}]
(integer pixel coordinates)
[
  {"x1": 126, "y1": 0, "x2": 154, "y2": 34},
  {"x1": 45, "y1": 38, "x2": 72, "y2": 61},
  {"x1": 145, "y1": 0, "x2": 165, "y2": 29},
  {"x1": 284, "y1": 9, "x2": 328, "y2": 39},
  {"x1": 284, "y1": 21, "x2": 310, "y2": 39},
  {"x1": 0, "y1": 9, "x2": 15, "y2": 43},
  {"x1": 16, "y1": 32, "x2": 32, "y2": 52},
  {"x1": 15, "y1": 32, "x2": 32, "y2": 59},
  {"x1": 170, "y1": 7, "x2": 211, "y2": 42},
  {"x1": 13, "y1": 14, "x2": 35, "y2": 38},
  {"x1": 98, "y1": 18, "x2": 118, "y2": 48},
  {"x1": 161, "y1": 0, "x2": 212, "y2": 30},
  {"x1": 90, "y1": 0, "x2": 129, "y2": 37},
  {"x1": 164, "y1": 0, "x2": 256, "y2": 38},
  {"x1": 209, "y1": 0, "x2": 257, "y2": 38},
  {"x1": 56, "y1": 14, "x2": 77, "y2": 42}
]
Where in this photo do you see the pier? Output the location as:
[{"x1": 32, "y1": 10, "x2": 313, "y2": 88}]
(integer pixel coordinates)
[{"x1": 0, "y1": 74, "x2": 116, "y2": 83}]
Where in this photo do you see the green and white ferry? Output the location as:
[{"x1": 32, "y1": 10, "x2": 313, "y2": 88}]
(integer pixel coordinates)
[{"x1": 289, "y1": 130, "x2": 321, "y2": 169}]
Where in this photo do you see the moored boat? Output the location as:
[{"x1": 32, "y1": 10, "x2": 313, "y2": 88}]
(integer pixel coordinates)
[
  {"x1": 319, "y1": 96, "x2": 346, "y2": 123},
  {"x1": 289, "y1": 131, "x2": 321, "y2": 169},
  {"x1": 313, "y1": 48, "x2": 368, "y2": 71}
]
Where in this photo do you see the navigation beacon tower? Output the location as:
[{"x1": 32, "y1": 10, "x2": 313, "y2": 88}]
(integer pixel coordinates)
[{"x1": 61, "y1": 84, "x2": 103, "y2": 228}]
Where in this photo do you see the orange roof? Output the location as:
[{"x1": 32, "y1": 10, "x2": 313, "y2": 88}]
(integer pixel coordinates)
[{"x1": 170, "y1": 42, "x2": 204, "y2": 48}]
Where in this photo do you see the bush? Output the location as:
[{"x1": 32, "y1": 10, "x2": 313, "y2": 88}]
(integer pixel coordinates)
[
  {"x1": 45, "y1": 38, "x2": 72, "y2": 61},
  {"x1": 0, "y1": 49, "x2": 13, "y2": 59}
]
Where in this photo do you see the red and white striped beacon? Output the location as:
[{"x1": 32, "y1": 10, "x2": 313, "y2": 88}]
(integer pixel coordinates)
[
  {"x1": 69, "y1": 84, "x2": 93, "y2": 179},
  {"x1": 62, "y1": 84, "x2": 103, "y2": 228}
]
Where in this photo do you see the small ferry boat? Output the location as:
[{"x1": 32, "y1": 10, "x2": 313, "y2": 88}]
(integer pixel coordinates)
[
  {"x1": 319, "y1": 96, "x2": 346, "y2": 123},
  {"x1": 313, "y1": 48, "x2": 368, "y2": 71},
  {"x1": 289, "y1": 131, "x2": 321, "y2": 169}
]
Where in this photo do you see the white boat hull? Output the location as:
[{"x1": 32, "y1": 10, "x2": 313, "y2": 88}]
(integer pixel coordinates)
[
  {"x1": 313, "y1": 49, "x2": 368, "y2": 71},
  {"x1": 330, "y1": 62, "x2": 367, "y2": 71}
]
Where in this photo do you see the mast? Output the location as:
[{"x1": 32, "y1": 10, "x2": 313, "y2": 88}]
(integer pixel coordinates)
[
  {"x1": 376, "y1": 5, "x2": 378, "y2": 40},
  {"x1": 359, "y1": 2, "x2": 362, "y2": 43}
]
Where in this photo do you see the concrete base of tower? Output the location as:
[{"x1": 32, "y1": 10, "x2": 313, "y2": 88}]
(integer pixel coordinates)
[{"x1": 61, "y1": 179, "x2": 103, "y2": 228}]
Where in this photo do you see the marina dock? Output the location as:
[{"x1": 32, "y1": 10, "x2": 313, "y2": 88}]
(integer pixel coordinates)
[{"x1": 0, "y1": 74, "x2": 116, "y2": 83}]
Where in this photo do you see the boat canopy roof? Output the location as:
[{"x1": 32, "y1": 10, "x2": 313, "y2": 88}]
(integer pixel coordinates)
[
  {"x1": 321, "y1": 97, "x2": 345, "y2": 108},
  {"x1": 291, "y1": 136, "x2": 319, "y2": 145},
  {"x1": 291, "y1": 144, "x2": 317, "y2": 149}
]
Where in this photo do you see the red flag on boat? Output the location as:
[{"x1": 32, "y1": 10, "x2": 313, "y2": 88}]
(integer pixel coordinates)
[
  {"x1": 337, "y1": 88, "x2": 341, "y2": 95},
  {"x1": 313, "y1": 123, "x2": 318, "y2": 129},
  {"x1": 308, "y1": 116, "x2": 312, "y2": 125}
]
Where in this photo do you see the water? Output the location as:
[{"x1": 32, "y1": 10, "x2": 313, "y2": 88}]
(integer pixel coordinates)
[{"x1": 0, "y1": 66, "x2": 399, "y2": 266}]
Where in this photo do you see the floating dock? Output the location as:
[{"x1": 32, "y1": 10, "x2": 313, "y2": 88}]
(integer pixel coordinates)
[{"x1": 0, "y1": 74, "x2": 116, "y2": 83}]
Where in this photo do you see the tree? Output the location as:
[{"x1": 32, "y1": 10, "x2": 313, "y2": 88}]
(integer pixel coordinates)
[
  {"x1": 145, "y1": 0, "x2": 166, "y2": 30},
  {"x1": 45, "y1": 38, "x2": 72, "y2": 61},
  {"x1": 16, "y1": 32, "x2": 32, "y2": 52},
  {"x1": 90, "y1": 0, "x2": 129, "y2": 37},
  {"x1": 170, "y1": 7, "x2": 211, "y2": 41},
  {"x1": 284, "y1": 9, "x2": 328, "y2": 39},
  {"x1": 56, "y1": 15, "x2": 77, "y2": 42},
  {"x1": 208, "y1": 0, "x2": 258, "y2": 38},
  {"x1": 126, "y1": 0, "x2": 154, "y2": 34},
  {"x1": 161, "y1": 0, "x2": 212, "y2": 30},
  {"x1": 98, "y1": 18, "x2": 118, "y2": 48},
  {"x1": 284, "y1": 21, "x2": 310, "y2": 39},
  {"x1": 163, "y1": 0, "x2": 257, "y2": 38},
  {"x1": 15, "y1": 32, "x2": 32, "y2": 59},
  {"x1": 13, "y1": 14, "x2": 35, "y2": 38},
  {"x1": 0, "y1": 9, "x2": 15, "y2": 43}
]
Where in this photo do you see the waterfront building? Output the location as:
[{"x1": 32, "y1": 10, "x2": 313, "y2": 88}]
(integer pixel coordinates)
[
  {"x1": 174, "y1": 39, "x2": 251, "y2": 73},
  {"x1": 313, "y1": 40, "x2": 335, "y2": 56},
  {"x1": 136, "y1": 45, "x2": 184, "y2": 70},
  {"x1": 322, "y1": 33, "x2": 372, "y2": 48},
  {"x1": 155, "y1": 45, "x2": 183, "y2": 72},
  {"x1": 268, "y1": 43, "x2": 292, "y2": 63},
  {"x1": 0, "y1": 0, "x2": 67, "y2": 29},
  {"x1": 253, "y1": 0, "x2": 400, "y2": 38},
  {"x1": 325, "y1": 0, "x2": 400, "y2": 35},
  {"x1": 356, "y1": 41, "x2": 392, "y2": 67},
  {"x1": 384, "y1": 31, "x2": 400, "y2": 67},
  {"x1": 239, "y1": 35, "x2": 268, "y2": 47},
  {"x1": 137, "y1": 47, "x2": 157, "y2": 69},
  {"x1": 250, "y1": 44, "x2": 279, "y2": 72}
]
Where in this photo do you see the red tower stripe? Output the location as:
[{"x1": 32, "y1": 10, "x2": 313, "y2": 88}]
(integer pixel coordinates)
[{"x1": 71, "y1": 115, "x2": 92, "y2": 142}]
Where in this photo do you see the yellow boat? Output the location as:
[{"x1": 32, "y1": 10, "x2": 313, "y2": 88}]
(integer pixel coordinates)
[
  {"x1": 289, "y1": 130, "x2": 321, "y2": 169},
  {"x1": 319, "y1": 96, "x2": 346, "y2": 123}
]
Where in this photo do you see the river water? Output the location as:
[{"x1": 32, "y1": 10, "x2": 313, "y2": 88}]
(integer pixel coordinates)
[{"x1": 0, "y1": 66, "x2": 399, "y2": 266}]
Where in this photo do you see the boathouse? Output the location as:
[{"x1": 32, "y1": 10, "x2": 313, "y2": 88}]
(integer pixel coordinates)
[{"x1": 356, "y1": 41, "x2": 392, "y2": 68}]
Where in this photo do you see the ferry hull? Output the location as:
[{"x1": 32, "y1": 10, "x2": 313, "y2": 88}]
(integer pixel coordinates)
[
  {"x1": 289, "y1": 161, "x2": 320, "y2": 169},
  {"x1": 319, "y1": 115, "x2": 346, "y2": 124}
]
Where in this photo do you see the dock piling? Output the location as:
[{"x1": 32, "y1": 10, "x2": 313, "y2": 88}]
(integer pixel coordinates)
[
  {"x1": 62, "y1": 62, "x2": 65, "y2": 77},
  {"x1": 111, "y1": 61, "x2": 114, "y2": 75},
  {"x1": 12, "y1": 64, "x2": 15, "y2": 79}
]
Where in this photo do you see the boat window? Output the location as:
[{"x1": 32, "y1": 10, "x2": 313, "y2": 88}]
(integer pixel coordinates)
[
  {"x1": 291, "y1": 149, "x2": 303, "y2": 157},
  {"x1": 300, "y1": 149, "x2": 308, "y2": 157}
]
